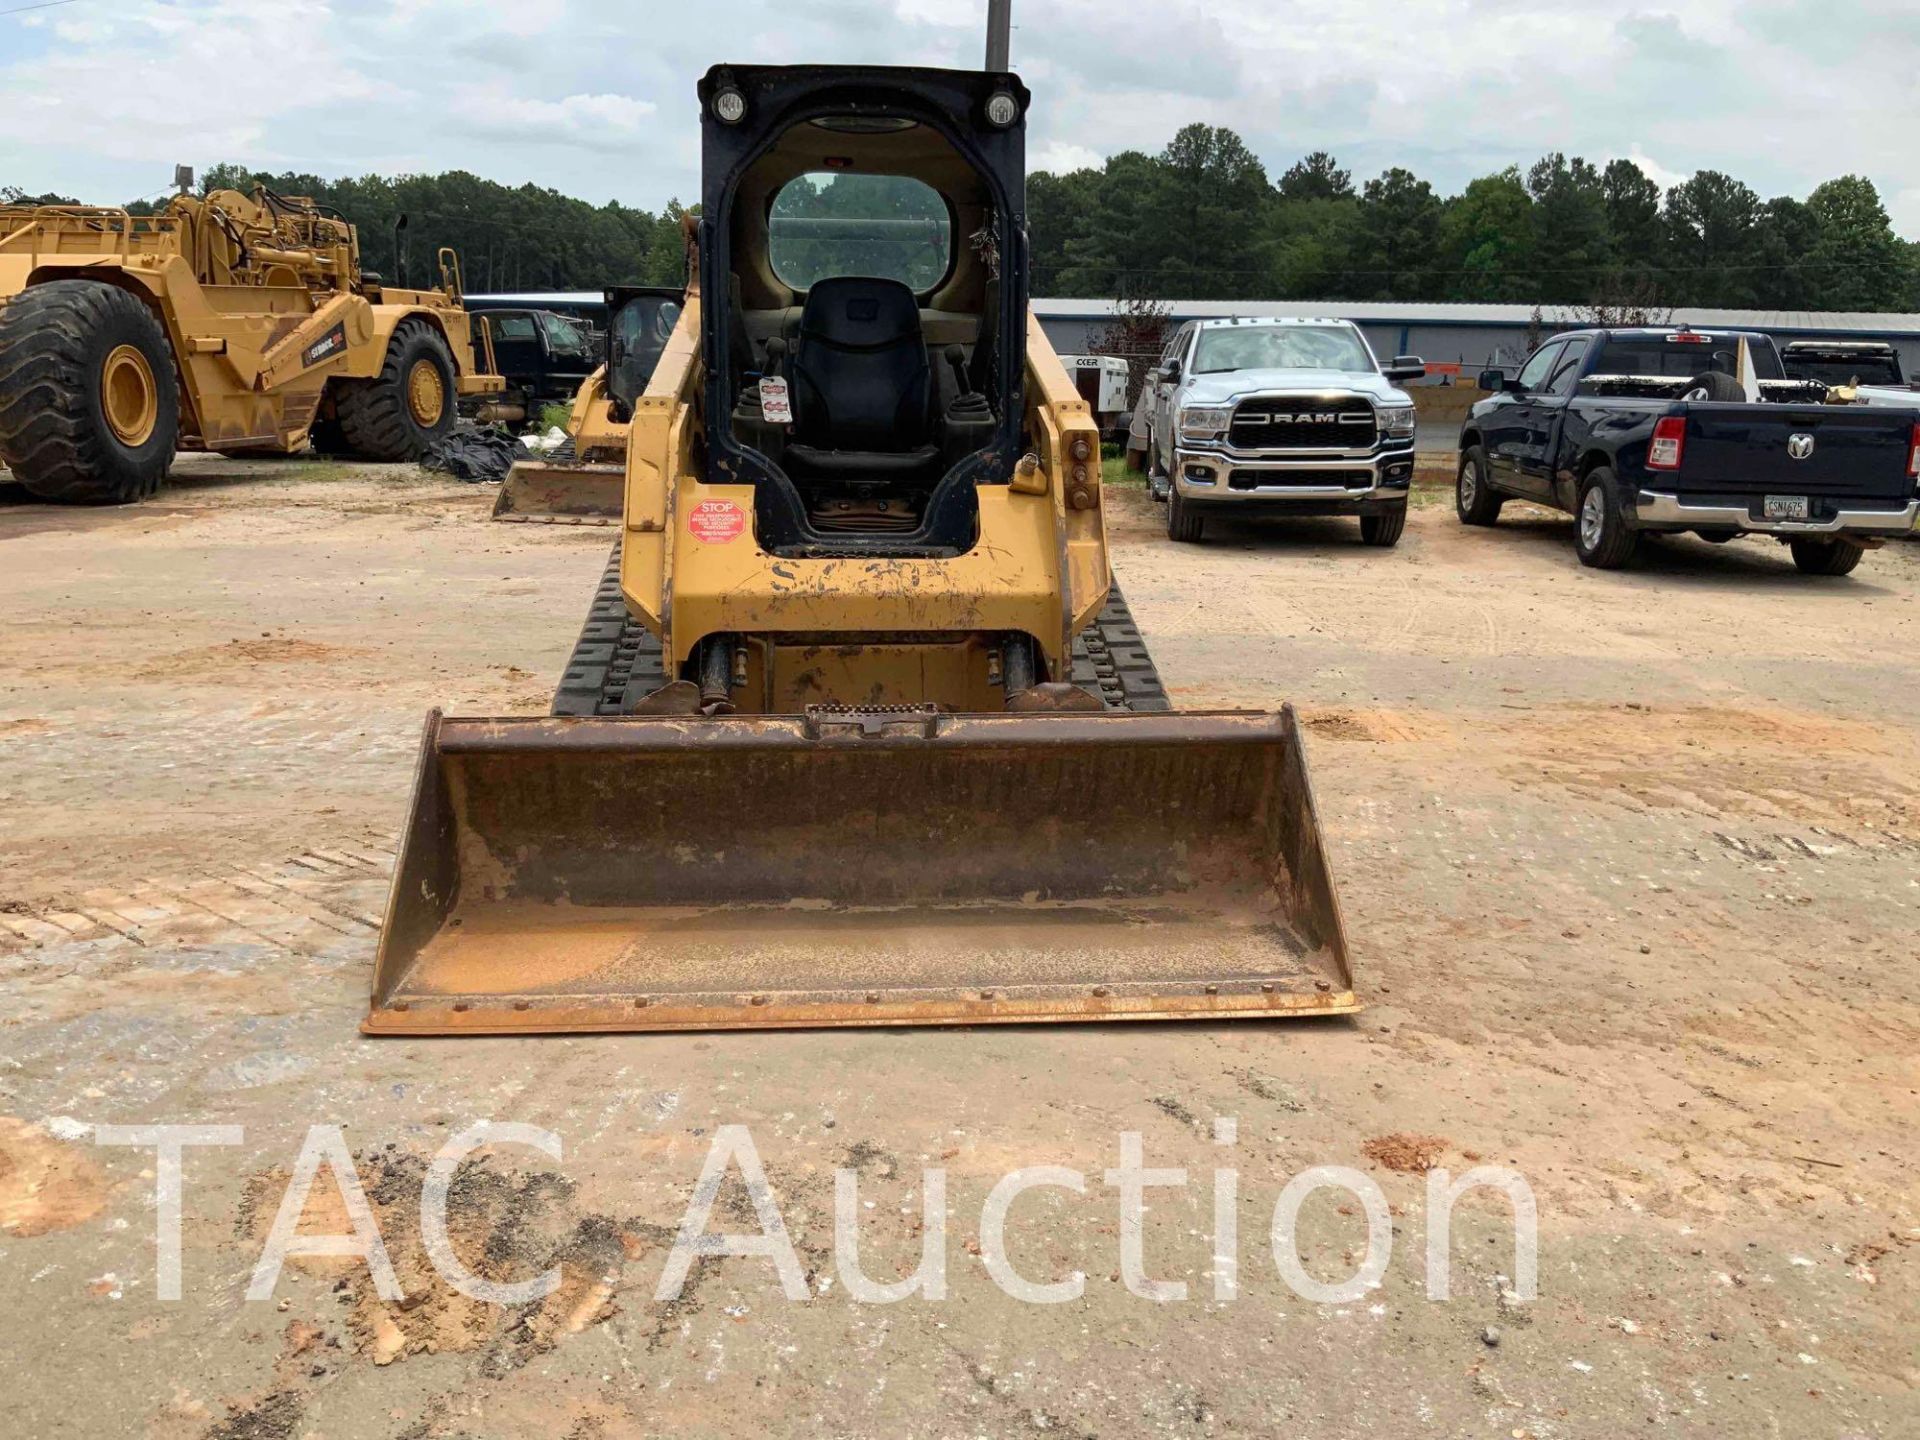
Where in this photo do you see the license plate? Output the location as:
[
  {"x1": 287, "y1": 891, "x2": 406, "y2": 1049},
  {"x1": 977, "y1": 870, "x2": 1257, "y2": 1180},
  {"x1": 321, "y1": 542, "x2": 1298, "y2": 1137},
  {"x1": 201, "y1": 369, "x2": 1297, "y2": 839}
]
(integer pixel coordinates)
[{"x1": 1764, "y1": 494, "x2": 1810, "y2": 521}]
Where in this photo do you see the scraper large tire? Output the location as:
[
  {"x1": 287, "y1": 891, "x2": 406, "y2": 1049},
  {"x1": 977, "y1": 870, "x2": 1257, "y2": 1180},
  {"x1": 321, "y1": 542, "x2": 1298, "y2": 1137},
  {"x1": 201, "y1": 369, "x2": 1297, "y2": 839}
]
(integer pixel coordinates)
[
  {"x1": 0, "y1": 280, "x2": 178, "y2": 503},
  {"x1": 333, "y1": 319, "x2": 457, "y2": 461}
]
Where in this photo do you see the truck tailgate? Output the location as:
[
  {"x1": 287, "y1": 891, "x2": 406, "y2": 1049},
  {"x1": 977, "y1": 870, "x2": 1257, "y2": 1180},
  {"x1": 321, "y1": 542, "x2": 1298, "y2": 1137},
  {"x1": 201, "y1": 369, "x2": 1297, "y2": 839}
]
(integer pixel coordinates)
[{"x1": 1680, "y1": 404, "x2": 1916, "y2": 500}]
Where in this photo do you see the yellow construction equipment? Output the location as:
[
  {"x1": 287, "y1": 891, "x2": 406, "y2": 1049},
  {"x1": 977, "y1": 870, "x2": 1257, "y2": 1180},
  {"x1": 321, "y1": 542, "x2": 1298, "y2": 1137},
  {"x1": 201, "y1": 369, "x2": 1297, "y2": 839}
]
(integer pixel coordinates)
[
  {"x1": 0, "y1": 185, "x2": 501, "y2": 503},
  {"x1": 367, "y1": 64, "x2": 1355, "y2": 1035},
  {"x1": 490, "y1": 286, "x2": 685, "y2": 526}
]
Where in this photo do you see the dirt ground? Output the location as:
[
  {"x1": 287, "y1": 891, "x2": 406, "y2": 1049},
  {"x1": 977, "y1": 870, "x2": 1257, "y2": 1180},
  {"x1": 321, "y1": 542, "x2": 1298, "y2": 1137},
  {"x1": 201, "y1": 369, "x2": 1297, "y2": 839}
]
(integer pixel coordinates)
[{"x1": 1, "y1": 456, "x2": 1915, "y2": 1438}]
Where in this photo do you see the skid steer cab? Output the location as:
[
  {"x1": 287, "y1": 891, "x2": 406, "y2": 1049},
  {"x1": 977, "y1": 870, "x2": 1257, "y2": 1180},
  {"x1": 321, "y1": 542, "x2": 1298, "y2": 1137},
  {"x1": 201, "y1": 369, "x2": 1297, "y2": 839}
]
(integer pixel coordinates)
[
  {"x1": 489, "y1": 285, "x2": 685, "y2": 525},
  {"x1": 369, "y1": 65, "x2": 1357, "y2": 1036}
]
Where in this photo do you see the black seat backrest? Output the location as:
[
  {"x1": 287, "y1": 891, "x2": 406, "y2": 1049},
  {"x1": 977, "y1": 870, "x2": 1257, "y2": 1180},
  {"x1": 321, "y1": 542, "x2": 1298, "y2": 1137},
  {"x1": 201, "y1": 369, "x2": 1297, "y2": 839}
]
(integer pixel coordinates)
[{"x1": 789, "y1": 277, "x2": 933, "y2": 452}]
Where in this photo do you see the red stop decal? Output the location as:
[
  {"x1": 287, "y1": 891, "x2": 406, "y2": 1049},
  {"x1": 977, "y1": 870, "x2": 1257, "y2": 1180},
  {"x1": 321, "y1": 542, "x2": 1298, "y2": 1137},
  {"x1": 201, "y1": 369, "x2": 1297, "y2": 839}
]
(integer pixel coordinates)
[{"x1": 688, "y1": 499, "x2": 747, "y2": 544}]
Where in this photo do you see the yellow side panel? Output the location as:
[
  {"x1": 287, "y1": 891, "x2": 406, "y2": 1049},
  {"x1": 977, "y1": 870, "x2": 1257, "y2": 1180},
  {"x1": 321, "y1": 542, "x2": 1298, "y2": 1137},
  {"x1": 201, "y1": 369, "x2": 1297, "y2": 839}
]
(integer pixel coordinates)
[{"x1": 663, "y1": 482, "x2": 1064, "y2": 671}]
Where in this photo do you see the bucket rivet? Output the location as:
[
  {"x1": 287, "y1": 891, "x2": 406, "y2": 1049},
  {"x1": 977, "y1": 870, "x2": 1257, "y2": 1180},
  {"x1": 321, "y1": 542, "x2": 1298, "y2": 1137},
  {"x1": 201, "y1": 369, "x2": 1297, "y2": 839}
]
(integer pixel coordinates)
[
  {"x1": 865, "y1": 993, "x2": 880, "y2": 1003},
  {"x1": 980, "y1": 989, "x2": 996, "y2": 1000},
  {"x1": 750, "y1": 995, "x2": 768, "y2": 1006},
  {"x1": 1315, "y1": 979, "x2": 1332, "y2": 992},
  {"x1": 452, "y1": 1002, "x2": 471, "y2": 1013},
  {"x1": 1092, "y1": 986, "x2": 1110, "y2": 998},
  {"x1": 391, "y1": 1002, "x2": 410, "y2": 1012},
  {"x1": 513, "y1": 1000, "x2": 531, "y2": 1011},
  {"x1": 1260, "y1": 982, "x2": 1275, "y2": 995},
  {"x1": 1205, "y1": 985, "x2": 1219, "y2": 996},
  {"x1": 634, "y1": 997, "x2": 651, "y2": 1009}
]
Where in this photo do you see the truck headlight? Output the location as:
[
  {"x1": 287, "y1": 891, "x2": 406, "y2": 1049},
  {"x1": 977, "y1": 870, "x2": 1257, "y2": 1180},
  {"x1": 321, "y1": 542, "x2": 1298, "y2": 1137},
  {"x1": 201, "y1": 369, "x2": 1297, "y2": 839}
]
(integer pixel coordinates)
[
  {"x1": 1179, "y1": 406, "x2": 1233, "y2": 440},
  {"x1": 1379, "y1": 405, "x2": 1416, "y2": 439}
]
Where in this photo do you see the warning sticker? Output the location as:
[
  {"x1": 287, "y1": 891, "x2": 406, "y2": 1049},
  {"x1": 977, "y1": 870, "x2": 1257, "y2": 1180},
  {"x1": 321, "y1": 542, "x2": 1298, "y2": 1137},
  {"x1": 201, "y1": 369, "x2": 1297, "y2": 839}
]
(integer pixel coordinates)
[
  {"x1": 688, "y1": 498, "x2": 747, "y2": 544},
  {"x1": 758, "y1": 375, "x2": 793, "y2": 425}
]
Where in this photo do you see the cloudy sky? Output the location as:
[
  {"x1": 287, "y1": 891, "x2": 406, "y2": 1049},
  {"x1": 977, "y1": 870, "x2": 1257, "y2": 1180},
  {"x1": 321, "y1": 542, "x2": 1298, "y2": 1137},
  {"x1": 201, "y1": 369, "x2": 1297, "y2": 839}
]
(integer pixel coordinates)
[{"x1": 3, "y1": 0, "x2": 1916, "y2": 232}]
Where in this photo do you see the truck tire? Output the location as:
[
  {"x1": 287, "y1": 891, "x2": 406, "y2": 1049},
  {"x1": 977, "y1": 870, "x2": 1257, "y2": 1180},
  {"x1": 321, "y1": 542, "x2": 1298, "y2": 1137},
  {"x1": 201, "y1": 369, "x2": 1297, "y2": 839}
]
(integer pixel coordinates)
[
  {"x1": 1574, "y1": 467, "x2": 1639, "y2": 570},
  {"x1": 1360, "y1": 503, "x2": 1407, "y2": 547},
  {"x1": 1789, "y1": 537, "x2": 1866, "y2": 576},
  {"x1": 1145, "y1": 426, "x2": 1171, "y2": 502},
  {"x1": 1456, "y1": 445, "x2": 1503, "y2": 525},
  {"x1": 333, "y1": 319, "x2": 457, "y2": 461},
  {"x1": 0, "y1": 280, "x2": 178, "y2": 504},
  {"x1": 1166, "y1": 486, "x2": 1205, "y2": 542},
  {"x1": 1682, "y1": 371, "x2": 1743, "y2": 402}
]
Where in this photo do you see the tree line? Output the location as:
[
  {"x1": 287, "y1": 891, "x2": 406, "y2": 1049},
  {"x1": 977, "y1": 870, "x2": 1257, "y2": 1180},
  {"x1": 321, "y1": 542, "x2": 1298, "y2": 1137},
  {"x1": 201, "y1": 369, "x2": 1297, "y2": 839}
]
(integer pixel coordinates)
[
  {"x1": 11, "y1": 133, "x2": 1917, "y2": 312},
  {"x1": 1030, "y1": 126, "x2": 1918, "y2": 312}
]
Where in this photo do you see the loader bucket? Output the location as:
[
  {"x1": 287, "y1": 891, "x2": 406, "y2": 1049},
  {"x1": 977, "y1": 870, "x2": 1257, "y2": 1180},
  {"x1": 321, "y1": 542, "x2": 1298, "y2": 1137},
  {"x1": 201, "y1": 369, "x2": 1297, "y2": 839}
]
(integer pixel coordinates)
[
  {"x1": 366, "y1": 707, "x2": 1357, "y2": 1035},
  {"x1": 489, "y1": 459, "x2": 623, "y2": 525}
]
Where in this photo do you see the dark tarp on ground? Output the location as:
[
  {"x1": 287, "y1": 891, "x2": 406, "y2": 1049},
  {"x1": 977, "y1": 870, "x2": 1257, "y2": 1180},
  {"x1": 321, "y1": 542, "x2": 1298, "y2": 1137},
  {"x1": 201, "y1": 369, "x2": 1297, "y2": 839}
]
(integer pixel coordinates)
[{"x1": 422, "y1": 426, "x2": 531, "y2": 483}]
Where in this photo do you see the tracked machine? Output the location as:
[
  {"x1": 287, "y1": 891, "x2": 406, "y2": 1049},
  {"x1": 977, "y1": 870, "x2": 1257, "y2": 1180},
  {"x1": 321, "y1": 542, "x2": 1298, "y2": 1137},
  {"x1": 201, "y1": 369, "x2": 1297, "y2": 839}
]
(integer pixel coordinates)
[
  {"x1": 489, "y1": 285, "x2": 685, "y2": 524},
  {"x1": 0, "y1": 185, "x2": 500, "y2": 503},
  {"x1": 368, "y1": 64, "x2": 1356, "y2": 1035}
]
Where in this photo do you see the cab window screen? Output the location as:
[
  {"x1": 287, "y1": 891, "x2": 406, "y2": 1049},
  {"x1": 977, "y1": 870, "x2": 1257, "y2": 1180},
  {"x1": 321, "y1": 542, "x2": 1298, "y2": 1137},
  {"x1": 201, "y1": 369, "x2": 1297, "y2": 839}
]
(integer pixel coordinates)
[
  {"x1": 769, "y1": 173, "x2": 952, "y2": 292},
  {"x1": 1596, "y1": 337, "x2": 1785, "y2": 380}
]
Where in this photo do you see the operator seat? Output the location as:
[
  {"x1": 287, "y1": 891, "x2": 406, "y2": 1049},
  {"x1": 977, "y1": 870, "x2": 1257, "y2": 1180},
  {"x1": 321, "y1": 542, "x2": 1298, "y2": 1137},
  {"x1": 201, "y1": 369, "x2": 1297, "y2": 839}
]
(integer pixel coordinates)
[{"x1": 784, "y1": 276, "x2": 939, "y2": 478}]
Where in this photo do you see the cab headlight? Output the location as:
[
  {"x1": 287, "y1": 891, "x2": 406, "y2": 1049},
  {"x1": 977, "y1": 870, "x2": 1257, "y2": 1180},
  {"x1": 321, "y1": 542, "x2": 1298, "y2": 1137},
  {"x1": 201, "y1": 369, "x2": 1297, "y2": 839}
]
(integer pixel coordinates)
[
  {"x1": 1179, "y1": 406, "x2": 1233, "y2": 439},
  {"x1": 1380, "y1": 404, "x2": 1416, "y2": 439}
]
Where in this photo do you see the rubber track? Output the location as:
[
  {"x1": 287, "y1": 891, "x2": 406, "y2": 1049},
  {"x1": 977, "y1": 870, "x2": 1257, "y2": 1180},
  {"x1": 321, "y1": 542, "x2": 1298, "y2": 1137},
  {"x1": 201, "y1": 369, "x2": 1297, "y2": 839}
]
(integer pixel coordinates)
[
  {"x1": 551, "y1": 544, "x2": 1171, "y2": 716},
  {"x1": 550, "y1": 541, "x2": 667, "y2": 717},
  {"x1": 0, "y1": 283, "x2": 176, "y2": 503},
  {"x1": 334, "y1": 318, "x2": 449, "y2": 461}
]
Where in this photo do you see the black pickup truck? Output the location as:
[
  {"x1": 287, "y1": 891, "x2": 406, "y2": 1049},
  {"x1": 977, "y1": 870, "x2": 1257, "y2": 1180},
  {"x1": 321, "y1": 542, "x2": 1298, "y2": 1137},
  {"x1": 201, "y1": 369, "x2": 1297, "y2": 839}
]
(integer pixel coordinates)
[{"x1": 1459, "y1": 328, "x2": 1920, "y2": 574}]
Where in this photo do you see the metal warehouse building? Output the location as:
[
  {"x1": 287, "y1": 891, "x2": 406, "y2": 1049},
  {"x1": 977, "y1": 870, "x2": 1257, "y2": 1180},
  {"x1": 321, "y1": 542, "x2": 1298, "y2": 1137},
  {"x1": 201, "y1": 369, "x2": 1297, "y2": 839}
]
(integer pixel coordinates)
[
  {"x1": 469, "y1": 292, "x2": 1920, "y2": 381},
  {"x1": 1033, "y1": 300, "x2": 1920, "y2": 380}
]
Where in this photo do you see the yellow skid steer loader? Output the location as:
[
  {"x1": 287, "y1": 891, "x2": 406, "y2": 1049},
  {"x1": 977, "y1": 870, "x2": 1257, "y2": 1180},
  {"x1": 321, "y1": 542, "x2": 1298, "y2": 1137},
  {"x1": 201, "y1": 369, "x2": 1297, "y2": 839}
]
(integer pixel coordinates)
[
  {"x1": 367, "y1": 64, "x2": 1355, "y2": 1035},
  {"x1": 489, "y1": 286, "x2": 685, "y2": 525}
]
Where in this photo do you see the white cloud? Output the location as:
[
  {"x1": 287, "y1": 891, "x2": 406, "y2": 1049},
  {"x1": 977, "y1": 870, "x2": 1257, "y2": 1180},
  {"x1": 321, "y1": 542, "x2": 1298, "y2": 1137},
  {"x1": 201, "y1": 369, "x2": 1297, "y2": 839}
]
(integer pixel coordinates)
[
  {"x1": 1618, "y1": 149, "x2": 1689, "y2": 195},
  {"x1": 0, "y1": 0, "x2": 1912, "y2": 236},
  {"x1": 1030, "y1": 141, "x2": 1102, "y2": 176},
  {"x1": 454, "y1": 91, "x2": 658, "y2": 147}
]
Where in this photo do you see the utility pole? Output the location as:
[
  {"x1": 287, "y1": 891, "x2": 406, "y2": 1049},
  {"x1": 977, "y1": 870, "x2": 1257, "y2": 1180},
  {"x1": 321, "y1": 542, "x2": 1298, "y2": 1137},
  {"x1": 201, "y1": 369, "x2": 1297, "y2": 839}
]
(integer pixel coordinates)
[{"x1": 986, "y1": 0, "x2": 1011, "y2": 70}]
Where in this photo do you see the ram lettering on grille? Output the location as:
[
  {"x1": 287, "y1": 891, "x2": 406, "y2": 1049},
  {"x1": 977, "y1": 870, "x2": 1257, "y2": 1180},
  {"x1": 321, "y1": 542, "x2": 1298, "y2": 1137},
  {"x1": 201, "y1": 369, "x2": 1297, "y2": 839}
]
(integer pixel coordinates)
[{"x1": 1230, "y1": 402, "x2": 1377, "y2": 450}]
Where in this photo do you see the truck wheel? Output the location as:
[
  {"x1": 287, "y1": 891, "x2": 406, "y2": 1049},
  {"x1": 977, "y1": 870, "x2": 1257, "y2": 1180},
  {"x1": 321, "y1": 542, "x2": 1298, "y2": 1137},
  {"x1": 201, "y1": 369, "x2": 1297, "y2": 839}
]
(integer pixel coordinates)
[
  {"x1": 333, "y1": 319, "x2": 457, "y2": 461},
  {"x1": 1360, "y1": 504, "x2": 1407, "y2": 547},
  {"x1": 0, "y1": 280, "x2": 178, "y2": 504},
  {"x1": 1789, "y1": 537, "x2": 1866, "y2": 576},
  {"x1": 1682, "y1": 371, "x2": 1744, "y2": 402},
  {"x1": 1166, "y1": 486, "x2": 1205, "y2": 543},
  {"x1": 1574, "y1": 468, "x2": 1639, "y2": 569},
  {"x1": 1145, "y1": 428, "x2": 1171, "y2": 502},
  {"x1": 1456, "y1": 446, "x2": 1503, "y2": 525}
]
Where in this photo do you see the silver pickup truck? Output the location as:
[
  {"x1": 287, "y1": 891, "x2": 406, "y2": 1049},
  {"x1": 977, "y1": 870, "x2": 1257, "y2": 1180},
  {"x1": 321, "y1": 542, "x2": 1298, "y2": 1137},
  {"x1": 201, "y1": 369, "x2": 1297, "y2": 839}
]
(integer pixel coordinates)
[{"x1": 1136, "y1": 317, "x2": 1425, "y2": 545}]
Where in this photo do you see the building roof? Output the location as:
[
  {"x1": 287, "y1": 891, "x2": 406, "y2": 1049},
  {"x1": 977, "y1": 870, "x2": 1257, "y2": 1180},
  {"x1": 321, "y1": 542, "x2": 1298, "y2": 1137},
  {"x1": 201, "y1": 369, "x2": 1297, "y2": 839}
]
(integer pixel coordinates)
[
  {"x1": 469, "y1": 291, "x2": 1920, "y2": 339},
  {"x1": 1032, "y1": 298, "x2": 1920, "y2": 337}
]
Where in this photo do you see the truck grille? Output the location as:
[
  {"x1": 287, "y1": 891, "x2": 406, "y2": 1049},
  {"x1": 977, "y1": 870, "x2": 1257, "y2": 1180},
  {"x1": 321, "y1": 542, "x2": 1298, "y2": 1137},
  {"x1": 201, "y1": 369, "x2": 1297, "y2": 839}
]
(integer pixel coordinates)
[
  {"x1": 1229, "y1": 399, "x2": 1376, "y2": 451},
  {"x1": 1229, "y1": 470, "x2": 1372, "y2": 490}
]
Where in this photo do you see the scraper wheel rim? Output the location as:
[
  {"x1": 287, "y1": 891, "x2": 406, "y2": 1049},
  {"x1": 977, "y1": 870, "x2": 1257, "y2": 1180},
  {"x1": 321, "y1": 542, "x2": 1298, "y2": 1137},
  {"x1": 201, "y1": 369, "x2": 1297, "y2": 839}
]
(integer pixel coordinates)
[
  {"x1": 102, "y1": 344, "x2": 159, "y2": 447},
  {"x1": 406, "y1": 358, "x2": 448, "y2": 428}
]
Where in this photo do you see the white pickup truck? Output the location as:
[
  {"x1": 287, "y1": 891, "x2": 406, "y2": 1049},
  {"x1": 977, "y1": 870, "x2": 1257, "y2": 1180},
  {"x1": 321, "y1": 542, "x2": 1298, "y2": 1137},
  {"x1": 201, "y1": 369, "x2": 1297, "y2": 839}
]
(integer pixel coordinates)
[{"x1": 1135, "y1": 316, "x2": 1425, "y2": 546}]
